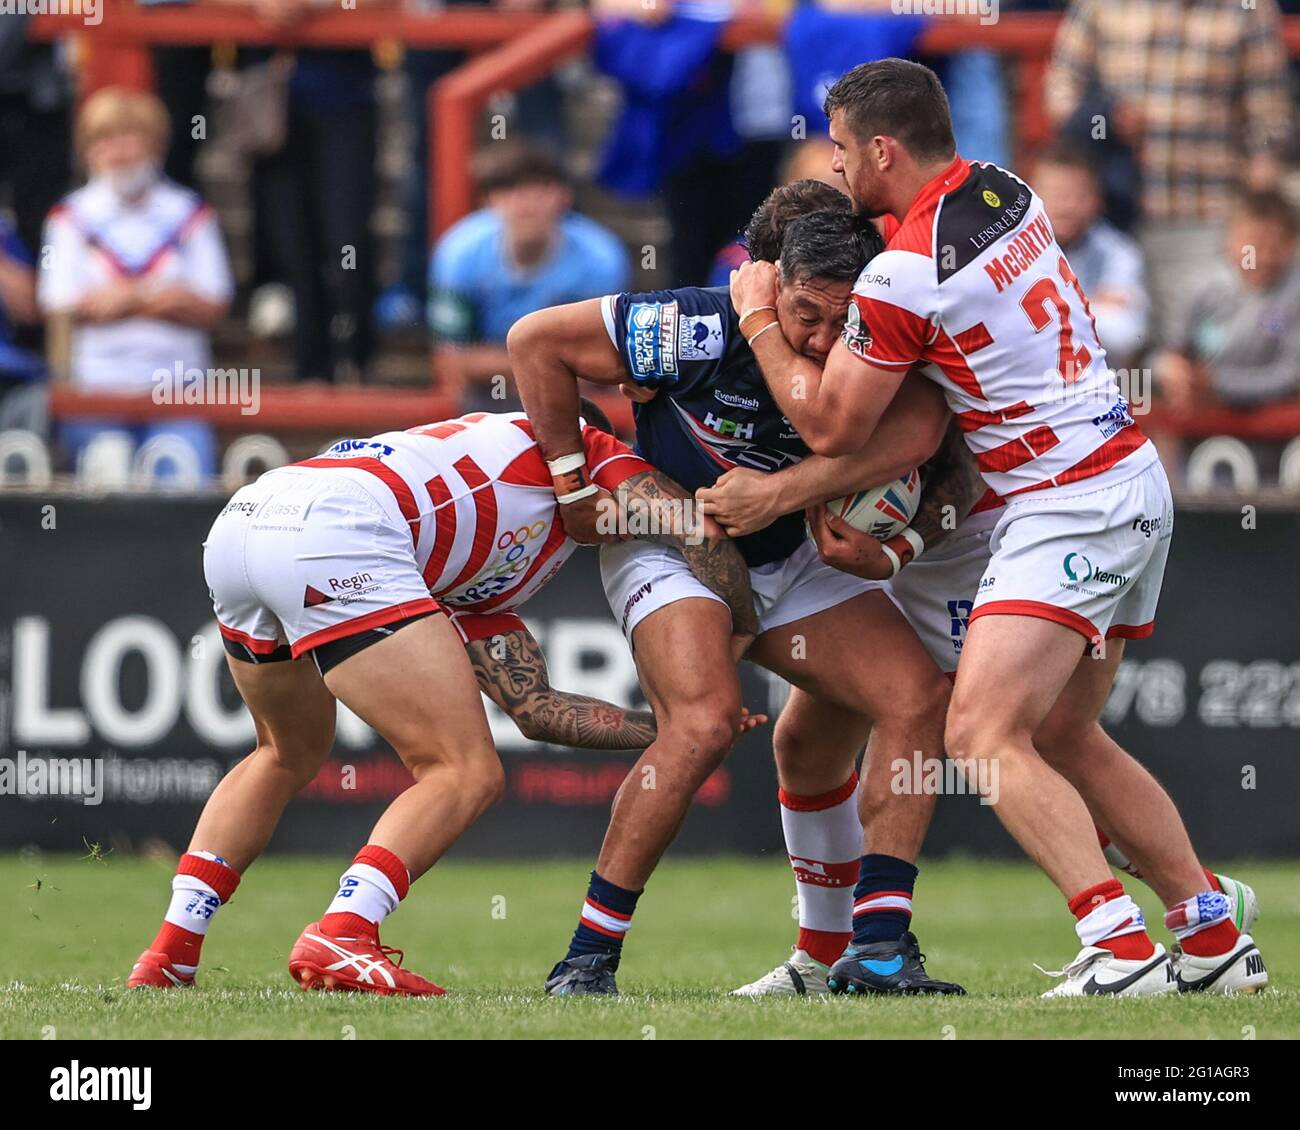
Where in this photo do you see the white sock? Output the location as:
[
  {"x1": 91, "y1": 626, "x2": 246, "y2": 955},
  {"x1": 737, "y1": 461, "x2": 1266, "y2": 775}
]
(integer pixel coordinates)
[
  {"x1": 323, "y1": 863, "x2": 400, "y2": 929},
  {"x1": 1165, "y1": 890, "x2": 1231, "y2": 941},
  {"x1": 779, "y1": 774, "x2": 861, "y2": 937},
  {"x1": 1076, "y1": 894, "x2": 1147, "y2": 949}
]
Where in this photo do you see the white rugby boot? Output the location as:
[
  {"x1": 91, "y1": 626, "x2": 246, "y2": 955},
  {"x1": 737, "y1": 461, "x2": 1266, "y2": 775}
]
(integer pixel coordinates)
[
  {"x1": 1038, "y1": 943, "x2": 1177, "y2": 998},
  {"x1": 731, "y1": 948, "x2": 830, "y2": 997},
  {"x1": 1173, "y1": 933, "x2": 1268, "y2": 994}
]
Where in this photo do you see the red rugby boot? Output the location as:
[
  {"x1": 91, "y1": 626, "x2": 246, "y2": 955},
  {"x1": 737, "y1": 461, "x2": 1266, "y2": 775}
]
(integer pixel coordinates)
[
  {"x1": 287, "y1": 921, "x2": 446, "y2": 997},
  {"x1": 127, "y1": 949, "x2": 196, "y2": 990}
]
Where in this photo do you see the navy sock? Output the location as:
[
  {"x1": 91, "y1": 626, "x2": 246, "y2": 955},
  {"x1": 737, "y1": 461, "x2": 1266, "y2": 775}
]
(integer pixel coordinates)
[
  {"x1": 565, "y1": 871, "x2": 642, "y2": 965},
  {"x1": 851, "y1": 854, "x2": 918, "y2": 946}
]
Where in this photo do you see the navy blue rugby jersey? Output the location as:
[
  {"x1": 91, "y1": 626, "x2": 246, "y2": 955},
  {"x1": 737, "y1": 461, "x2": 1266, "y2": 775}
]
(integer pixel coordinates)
[{"x1": 600, "y1": 286, "x2": 809, "y2": 567}]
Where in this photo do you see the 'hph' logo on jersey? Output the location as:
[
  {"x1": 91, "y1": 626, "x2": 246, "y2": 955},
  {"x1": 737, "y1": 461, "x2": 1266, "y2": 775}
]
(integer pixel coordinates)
[{"x1": 703, "y1": 412, "x2": 754, "y2": 440}]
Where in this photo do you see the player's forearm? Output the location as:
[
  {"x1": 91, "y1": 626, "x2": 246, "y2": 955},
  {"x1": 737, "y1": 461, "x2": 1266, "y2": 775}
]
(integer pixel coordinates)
[
  {"x1": 771, "y1": 385, "x2": 947, "y2": 510},
  {"x1": 749, "y1": 329, "x2": 890, "y2": 457},
  {"x1": 677, "y1": 532, "x2": 759, "y2": 639},
  {"x1": 467, "y1": 627, "x2": 656, "y2": 750},
  {"x1": 521, "y1": 691, "x2": 658, "y2": 751}
]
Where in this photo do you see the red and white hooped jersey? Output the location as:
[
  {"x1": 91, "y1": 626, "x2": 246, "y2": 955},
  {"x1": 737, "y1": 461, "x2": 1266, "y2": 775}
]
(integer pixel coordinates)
[
  {"x1": 847, "y1": 157, "x2": 1156, "y2": 498},
  {"x1": 276, "y1": 412, "x2": 650, "y2": 639}
]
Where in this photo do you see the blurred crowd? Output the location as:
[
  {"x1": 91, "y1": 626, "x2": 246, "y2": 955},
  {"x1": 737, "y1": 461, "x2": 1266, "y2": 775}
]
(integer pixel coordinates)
[{"x1": 0, "y1": 0, "x2": 1297, "y2": 488}]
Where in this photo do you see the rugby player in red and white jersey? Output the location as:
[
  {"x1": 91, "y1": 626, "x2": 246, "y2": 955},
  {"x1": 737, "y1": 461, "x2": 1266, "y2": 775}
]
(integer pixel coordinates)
[
  {"x1": 729, "y1": 58, "x2": 1266, "y2": 996},
  {"x1": 701, "y1": 432, "x2": 1258, "y2": 995},
  {"x1": 127, "y1": 403, "x2": 761, "y2": 995}
]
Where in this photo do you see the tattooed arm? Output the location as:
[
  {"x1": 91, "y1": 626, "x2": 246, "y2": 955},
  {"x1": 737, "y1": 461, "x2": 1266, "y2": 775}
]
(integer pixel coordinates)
[
  {"x1": 466, "y1": 627, "x2": 659, "y2": 750},
  {"x1": 613, "y1": 467, "x2": 760, "y2": 640}
]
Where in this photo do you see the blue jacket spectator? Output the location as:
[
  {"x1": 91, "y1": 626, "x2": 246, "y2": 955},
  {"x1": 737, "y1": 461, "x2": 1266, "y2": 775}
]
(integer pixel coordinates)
[{"x1": 430, "y1": 142, "x2": 630, "y2": 409}]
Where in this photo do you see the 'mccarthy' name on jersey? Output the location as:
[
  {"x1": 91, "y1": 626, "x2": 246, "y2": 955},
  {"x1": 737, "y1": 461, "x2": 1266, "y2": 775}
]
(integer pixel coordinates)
[
  {"x1": 601, "y1": 286, "x2": 809, "y2": 567},
  {"x1": 981, "y1": 212, "x2": 1056, "y2": 294}
]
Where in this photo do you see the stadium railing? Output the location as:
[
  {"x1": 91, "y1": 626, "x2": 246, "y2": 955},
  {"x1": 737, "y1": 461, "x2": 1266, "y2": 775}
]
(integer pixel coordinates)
[{"x1": 27, "y1": 3, "x2": 1300, "y2": 469}]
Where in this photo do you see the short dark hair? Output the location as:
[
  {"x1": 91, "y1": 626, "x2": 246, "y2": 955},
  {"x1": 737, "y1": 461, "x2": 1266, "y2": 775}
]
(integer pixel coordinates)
[
  {"x1": 1034, "y1": 139, "x2": 1099, "y2": 182},
  {"x1": 745, "y1": 179, "x2": 852, "y2": 262},
  {"x1": 1230, "y1": 188, "x2": 1298, "y2": 236},
  {"x1": 473, "y1": 141, "x2": 568, "y2": 196},
  {"x1": 778, "y1": 209, "x2": 883, "y2": 286},
  {"x1": 823, "y1": 58, "x2": 955, "y2": 163},
  {"x1": 579, "y1": 397, "x2": 615, "y2": 436}
]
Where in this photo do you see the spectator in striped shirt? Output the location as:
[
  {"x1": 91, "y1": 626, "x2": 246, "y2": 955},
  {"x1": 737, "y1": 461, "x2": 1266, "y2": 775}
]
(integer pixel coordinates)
[
  {"x1": 1045, "y1": 0, "x2": 1293, "y2": 340},
  {"x1": 1032, "y1": 140, "x2": 1151, "y2": 371}
]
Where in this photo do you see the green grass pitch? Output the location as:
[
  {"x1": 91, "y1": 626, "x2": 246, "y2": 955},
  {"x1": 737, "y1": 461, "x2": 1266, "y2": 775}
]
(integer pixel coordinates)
[{"x1": 3, "y1": 854, "x2": 1298, "y2": 1040}]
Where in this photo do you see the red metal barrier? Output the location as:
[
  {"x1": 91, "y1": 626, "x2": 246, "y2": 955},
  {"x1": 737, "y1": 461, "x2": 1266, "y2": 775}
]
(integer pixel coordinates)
[
  {"x1": 48, "y1": 385, "x2": 636, "y2": 434},
  {"x1": 49, "y1": 386, "x2": 461, "y2": 433},
  {"x1": 1144, "y1": 402, "x2": 1300, "y2": 442}
]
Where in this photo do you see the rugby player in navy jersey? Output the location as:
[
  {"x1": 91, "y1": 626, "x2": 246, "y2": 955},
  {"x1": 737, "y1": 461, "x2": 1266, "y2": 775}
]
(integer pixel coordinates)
[{"x1": 509, "y1": 206, "x2": 979, "y2": 995}]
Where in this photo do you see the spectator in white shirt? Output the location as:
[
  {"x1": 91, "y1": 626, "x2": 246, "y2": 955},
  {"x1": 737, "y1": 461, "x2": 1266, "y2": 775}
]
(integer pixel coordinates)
[
  {"x1": 38, "y1": 87, "x2": 234, "y2": 477},
  {"x1": 1032, "y1": 141, "x2": 1151, "y2": 371}
]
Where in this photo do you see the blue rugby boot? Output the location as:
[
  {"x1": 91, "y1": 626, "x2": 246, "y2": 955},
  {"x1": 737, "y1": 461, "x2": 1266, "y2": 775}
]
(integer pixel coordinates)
[
  {"x1": 544, "y1": 952, "x2": 620, "y2": 996},
  {"x1": 827, "y1": 931, "x2": 966, "y2": 996}
]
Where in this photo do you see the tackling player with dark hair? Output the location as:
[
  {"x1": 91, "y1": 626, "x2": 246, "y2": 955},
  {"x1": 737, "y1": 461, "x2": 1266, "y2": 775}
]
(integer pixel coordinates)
[{"x1": 509, "y1": 201, "x2": 977, "y2": 998}]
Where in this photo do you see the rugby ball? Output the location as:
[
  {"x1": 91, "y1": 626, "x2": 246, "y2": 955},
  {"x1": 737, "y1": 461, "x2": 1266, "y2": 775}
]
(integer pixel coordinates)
[{"x1": 826, "y1": 468, "x2": 922, "y2": 541}]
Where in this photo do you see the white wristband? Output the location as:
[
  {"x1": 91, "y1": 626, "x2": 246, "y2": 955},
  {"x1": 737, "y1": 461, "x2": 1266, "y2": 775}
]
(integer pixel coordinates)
[
  {"x1": 556, "y1": 482, "x2": 599, "y2": 506},
  {"x1": 880, "y1": 527, "x2": 925, "y2": 578},
  {"x1": 546, "y1": 452, "x2": 587, "y2": 476},
  {"x1": 897, "y1": 526, "x2": 925, "y2": 561}
]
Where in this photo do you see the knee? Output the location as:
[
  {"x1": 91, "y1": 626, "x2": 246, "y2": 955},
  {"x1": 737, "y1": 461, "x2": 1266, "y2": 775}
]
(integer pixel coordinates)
[
  {"x1": 468, "y1": 756, "x2": 507, "y2": 811},
  {"x1": 945, "y1": 696, "x2": 1032, "y2": 765},
  {"x1": 875, "y1": 670, "x2": 952, "y2": 739},
  {"x1": 254, "y1": 730, "x2": 333, "y2": 789},
  {"x1": 1033, "y1": 717, "x2": 1103, "y2": 771},
  {"x1": 658, "y1": 701, "x2": 739, "y2": 777},
  {"x1": 772, "y1": 713, "x2": 821, "y2": 779},
  {"x1": 412, "y1": 748, "x2": 505, "y2": 812}
]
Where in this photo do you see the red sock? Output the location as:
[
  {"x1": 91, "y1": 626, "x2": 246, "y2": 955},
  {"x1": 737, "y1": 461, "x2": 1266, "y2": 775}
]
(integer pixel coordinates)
[
  {"x1": 151, "y1": 852, "x2": 241, "y2": 968},
  {"x1": 797, "y1": 927, "x2": 851, "y2": 968},
  {"x1": 1068, "y1": 879, "x2": 1155, "y2": 961},
  {"x1": 1179, "y1": 919, "x2": 1238, "y2": 957},
  {"x1": 151, "y1": 921, "x2": 205, "y2": 968},
  {"x1": 1203, "y1": 868, "x2": 1223, "y2": 893}
]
